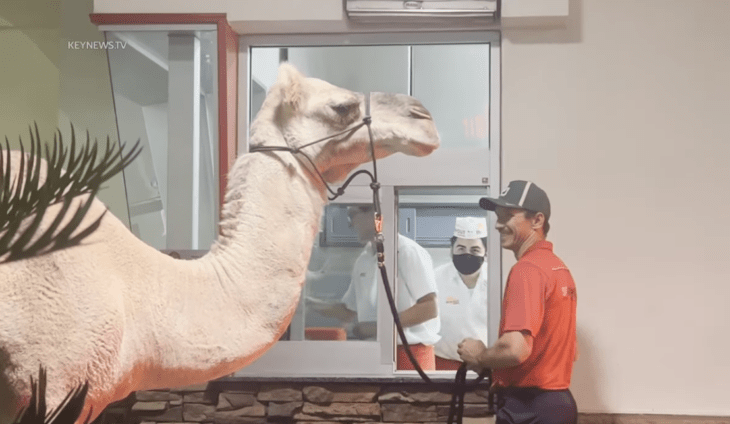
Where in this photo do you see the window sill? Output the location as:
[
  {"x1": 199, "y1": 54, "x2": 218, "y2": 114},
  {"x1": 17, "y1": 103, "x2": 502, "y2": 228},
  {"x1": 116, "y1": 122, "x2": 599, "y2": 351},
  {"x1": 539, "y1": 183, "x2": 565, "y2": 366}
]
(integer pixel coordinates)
[{"x1": 211, "y1": 374, "x2": 491, "y2": 389}]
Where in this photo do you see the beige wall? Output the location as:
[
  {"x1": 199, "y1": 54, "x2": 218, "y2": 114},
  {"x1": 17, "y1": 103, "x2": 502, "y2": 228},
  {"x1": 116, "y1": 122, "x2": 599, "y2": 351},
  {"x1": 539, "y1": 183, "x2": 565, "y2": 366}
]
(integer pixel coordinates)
[
  {"x1": 1, "y1": 0, "x2": 129, "y2": 224},
  {"x1": 0, "y1": 1, "x2": 60, "y2": 147},
  {"x1": 88, "y1": 0, "x2": 730, "y2": 416},
  {"x1": 502, "y1": 0, "x2": 730, "y2": 415}
]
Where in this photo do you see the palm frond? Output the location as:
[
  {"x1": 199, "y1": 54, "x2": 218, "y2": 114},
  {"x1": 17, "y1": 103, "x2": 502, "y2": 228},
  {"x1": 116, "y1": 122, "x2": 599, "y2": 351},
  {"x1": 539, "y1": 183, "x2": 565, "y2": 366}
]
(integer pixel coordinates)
[
  {"x1": 12, "y1": 366, "x2": 91, "y2": 424},
  {"x1": 0, "y1": 123, "x2": 142, "y2": 263}
]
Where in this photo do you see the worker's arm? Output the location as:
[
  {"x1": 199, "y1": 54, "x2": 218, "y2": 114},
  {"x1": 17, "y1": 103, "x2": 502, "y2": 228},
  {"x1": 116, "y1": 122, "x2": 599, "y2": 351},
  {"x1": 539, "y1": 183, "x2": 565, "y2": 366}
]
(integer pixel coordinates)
[
  {"x1": 352, "y1": 293, "x2": 437, "y2": 339},
  {"x1": 398, "y1": 292, "x2": 438, "y2": 328},
  {"x1": 458, "y1": 330, "x2": 533, "y2": 371},
  {"x1": 310, "y1": 301, "x2": 357, "y2": 323}
]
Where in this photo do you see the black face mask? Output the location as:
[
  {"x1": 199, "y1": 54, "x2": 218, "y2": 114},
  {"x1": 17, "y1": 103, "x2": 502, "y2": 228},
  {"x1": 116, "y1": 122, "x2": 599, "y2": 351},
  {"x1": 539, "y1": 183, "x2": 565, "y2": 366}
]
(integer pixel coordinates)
[{"x1": 452, "y1": 254, "x2": 484, "y2": 275}]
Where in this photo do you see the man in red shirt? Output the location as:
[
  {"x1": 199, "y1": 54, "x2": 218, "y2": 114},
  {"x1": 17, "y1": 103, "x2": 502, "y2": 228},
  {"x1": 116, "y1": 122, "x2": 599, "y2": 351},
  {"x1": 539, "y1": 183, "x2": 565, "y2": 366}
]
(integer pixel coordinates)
[{"x1": 457, "y1": 180, "x2": 578, "y2": 424}]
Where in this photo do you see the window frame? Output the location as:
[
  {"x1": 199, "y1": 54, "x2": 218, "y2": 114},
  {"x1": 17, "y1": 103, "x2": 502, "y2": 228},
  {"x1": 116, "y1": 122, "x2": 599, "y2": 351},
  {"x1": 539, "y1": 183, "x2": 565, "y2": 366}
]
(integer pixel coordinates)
[{"x1": 234, "y1": 31, "x2": 501, "y2": 379}]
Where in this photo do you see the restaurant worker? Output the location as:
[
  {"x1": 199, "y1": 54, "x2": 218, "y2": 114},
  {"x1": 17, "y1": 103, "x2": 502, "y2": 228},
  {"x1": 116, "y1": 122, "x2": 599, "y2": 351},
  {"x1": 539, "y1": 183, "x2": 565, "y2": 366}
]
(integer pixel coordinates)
[
  {"x1": 312, "y1": 205, "x2": 440, "y2": 370},
  {"x1": 457, "y1": 180, "x2": 578, "y2": 424},
  {"x1": 433, "y1": 217, "x2": 489, "y2": 370}
]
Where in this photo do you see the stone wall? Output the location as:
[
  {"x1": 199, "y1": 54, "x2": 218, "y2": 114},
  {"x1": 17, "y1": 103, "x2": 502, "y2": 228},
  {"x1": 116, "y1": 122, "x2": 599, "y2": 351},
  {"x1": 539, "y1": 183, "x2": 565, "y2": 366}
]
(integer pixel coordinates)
[
  {"x1": 92, "y1": 381, "x2": 494, "y2": 424},
  {"x1": 93, "y1": 382, "x2": 730, "y2": 424}
]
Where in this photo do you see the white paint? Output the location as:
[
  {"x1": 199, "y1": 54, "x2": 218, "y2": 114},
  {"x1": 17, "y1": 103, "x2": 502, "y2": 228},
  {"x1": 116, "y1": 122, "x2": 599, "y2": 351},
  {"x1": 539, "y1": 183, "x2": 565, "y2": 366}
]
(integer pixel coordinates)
[
  {"x1": 92, "y1": 0, "x2": 500, "y2": 33},
  {"x1": 0, "y1": 64, "x2": 440, "y2": 423},
  {"x1": 92, "y1": 0, "x2": 342, "y2": 21},
  {"x1": 92, "y1": 0, "x2": 571, "y2": 32},
  {"x1": 501, "y1": 0, "x2": 569, "y2": 18},
  {"x1": 93, "y1": 0, "x2": 227, "y2": 14}
]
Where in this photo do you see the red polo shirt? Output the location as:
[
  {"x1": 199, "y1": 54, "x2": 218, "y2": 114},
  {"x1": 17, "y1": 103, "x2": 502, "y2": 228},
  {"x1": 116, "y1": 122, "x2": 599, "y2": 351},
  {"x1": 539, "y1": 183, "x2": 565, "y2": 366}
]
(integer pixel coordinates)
[{"x1": 492, "y1": 241, "x2": 577, "y2": 390}]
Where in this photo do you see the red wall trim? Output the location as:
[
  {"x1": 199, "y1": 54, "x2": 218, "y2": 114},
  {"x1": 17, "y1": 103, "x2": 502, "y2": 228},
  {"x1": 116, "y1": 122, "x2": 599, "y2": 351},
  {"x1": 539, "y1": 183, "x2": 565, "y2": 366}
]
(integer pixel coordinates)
[
  {"x1": 219, "y1": 19, "x2": 239, "y2": 211},
  {"x1": 89, "y1": 13, "x2": 238, "y2": 216}
]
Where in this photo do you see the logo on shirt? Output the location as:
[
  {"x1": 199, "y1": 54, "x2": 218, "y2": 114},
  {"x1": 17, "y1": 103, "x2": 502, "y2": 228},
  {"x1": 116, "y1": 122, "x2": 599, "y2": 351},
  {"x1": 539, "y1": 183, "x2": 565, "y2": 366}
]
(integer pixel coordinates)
[
  {"x1": 561, "y1": 286, "x2": 577, "y2": 300},
  {"x1": 446, "y1": 296, "x2": 460, "y2": 305}
]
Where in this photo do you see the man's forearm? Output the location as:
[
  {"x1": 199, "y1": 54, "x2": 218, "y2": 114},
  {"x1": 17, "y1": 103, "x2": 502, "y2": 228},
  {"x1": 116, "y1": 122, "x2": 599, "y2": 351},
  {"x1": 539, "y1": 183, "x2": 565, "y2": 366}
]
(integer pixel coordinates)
[
  {"x1": 398, "y1": 299, "x2": 437, "y2": 328},
  {"x1": 317, "y1": 303, "x2": 357, "y2": 322},
  {"x1": 478, "y1": 339, "x2": 523, "y2": 369}
]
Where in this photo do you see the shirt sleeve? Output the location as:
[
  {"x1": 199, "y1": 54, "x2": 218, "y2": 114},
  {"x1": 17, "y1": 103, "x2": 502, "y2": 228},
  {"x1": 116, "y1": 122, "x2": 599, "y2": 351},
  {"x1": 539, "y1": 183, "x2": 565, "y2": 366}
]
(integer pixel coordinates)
[
  {"x1": 502, "y1": 262, "x2": 546, "y2": 337},
  {"x1": 341, "y1": 281, "x2": 357, "y2": 312},
  {"x1": 399, "y1": 242, "x2": 438, "y2": 301},
  {"x1": 341, "y1": 253, "x2": 362, "y2": 312}
]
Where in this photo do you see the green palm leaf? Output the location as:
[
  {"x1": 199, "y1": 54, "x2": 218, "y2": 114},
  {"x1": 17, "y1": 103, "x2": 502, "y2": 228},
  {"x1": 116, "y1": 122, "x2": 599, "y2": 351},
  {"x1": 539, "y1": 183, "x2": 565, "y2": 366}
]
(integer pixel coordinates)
[
  {"x1": 0, "y1": 123, "x2": 141, "y2": 263},
  {"x1": 12, "y1": 367, "x2": 91, "y2": 424}
]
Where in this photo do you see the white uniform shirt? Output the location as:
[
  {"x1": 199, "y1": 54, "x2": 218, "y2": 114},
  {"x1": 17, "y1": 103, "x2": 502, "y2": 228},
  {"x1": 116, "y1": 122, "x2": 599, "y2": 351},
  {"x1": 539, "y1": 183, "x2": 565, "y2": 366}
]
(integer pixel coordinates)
[
  {"x1": 433, "y1": 261, "x2": 489, "y2": 360},
  {"x1": 341, "y1": 234, "x2": 441, "y2": 345}
]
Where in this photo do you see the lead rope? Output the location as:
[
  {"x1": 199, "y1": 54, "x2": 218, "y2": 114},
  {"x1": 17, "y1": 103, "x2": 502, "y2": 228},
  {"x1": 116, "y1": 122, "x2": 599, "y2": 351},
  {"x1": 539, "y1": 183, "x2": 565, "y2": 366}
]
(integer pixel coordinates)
[
  {"x1": 373, "y1": 219, "x2": 493, "y2": 424},
  {"x1": 250, "y1": 93, "x2": 495, "y2": 423}
]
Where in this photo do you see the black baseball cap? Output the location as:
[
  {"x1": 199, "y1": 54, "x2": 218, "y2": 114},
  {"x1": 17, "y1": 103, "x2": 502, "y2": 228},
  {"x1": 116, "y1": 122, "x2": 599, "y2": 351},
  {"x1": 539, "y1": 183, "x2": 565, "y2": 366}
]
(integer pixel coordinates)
[{"x1": 479, "y1": 180, "x2": 551, "y2": 221}]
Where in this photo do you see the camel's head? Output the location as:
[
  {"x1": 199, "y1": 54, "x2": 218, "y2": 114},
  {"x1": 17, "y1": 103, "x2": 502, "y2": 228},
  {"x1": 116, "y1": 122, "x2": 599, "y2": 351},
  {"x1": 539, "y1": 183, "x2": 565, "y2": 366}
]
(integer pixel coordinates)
[{"x1": 251, "y1": 63, "x2": 440, "y2": 183}]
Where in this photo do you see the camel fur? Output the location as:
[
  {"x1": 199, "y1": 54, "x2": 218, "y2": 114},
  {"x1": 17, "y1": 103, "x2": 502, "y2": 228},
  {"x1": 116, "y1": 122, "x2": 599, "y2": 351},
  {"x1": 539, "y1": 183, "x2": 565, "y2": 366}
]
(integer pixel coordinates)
[{"x1": 0, "y1": 63, "x2": 440, "y2": 424}]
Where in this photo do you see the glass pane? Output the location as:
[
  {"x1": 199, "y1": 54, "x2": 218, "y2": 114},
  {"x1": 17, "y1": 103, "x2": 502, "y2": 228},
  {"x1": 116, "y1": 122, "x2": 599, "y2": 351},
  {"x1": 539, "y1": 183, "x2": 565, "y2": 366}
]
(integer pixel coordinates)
[
  {"x1": 365, "y1": 43, "x2": 491, "y2": 186},
  {"x1": 250, "y1": 45, "x2": 409, "y2": 342},
  {"x1": 297, "y1": 203, "x2": 379, "y2": 342},
  {"x1": 396, "y1": 188, "x2": 490, "y2": 371},
  {"x1": 250, "y1": 46, "x2": 409, "y2": 120},
  {"x1": 412, "y1": 44, "x2": 490, "y2": 149},
  {"x1": 250, "y1": 44, "x2": 489, "y2": 186},
  {"x1": 106, "y1": 30, "x2": 219, "y2": 251},
  {"x1": 247, "y1": 44, "x2": 495, "y2": 359}
]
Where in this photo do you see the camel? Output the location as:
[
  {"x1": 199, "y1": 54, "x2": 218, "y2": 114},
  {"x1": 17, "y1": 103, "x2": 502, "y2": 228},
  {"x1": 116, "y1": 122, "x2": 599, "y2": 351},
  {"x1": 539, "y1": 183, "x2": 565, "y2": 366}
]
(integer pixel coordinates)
[{"x1": 0, "y1": 63, "x2": 440, "y2": 424}]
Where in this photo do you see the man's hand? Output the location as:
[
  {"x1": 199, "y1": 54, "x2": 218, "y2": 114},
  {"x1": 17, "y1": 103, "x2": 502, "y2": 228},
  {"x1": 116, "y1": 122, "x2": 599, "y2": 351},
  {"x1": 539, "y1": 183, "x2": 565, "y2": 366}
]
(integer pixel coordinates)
[
  {"x1": 457, "y1": 338, "x2": 488, "y2": 372},
  {"x1": 458, "y1": 331, "x2": 533, "y2": 371},
  {"x1": 304, "y1": 296, "x2": 335, "y2": 312}
]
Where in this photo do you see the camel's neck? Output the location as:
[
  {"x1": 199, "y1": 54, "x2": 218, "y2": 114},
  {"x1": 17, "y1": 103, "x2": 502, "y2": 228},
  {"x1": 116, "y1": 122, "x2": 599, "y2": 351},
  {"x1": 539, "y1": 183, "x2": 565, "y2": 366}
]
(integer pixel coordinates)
[{"x1": 130, "y1": 149, "x2": 327, "y2": 389}]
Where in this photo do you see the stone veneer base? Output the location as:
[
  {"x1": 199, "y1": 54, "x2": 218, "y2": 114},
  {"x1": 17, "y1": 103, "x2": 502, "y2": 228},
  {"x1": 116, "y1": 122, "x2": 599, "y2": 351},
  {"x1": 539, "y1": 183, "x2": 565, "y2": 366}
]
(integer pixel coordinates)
[{"x1": 90, "y1": 380, "x2": 729, "y2": 424}]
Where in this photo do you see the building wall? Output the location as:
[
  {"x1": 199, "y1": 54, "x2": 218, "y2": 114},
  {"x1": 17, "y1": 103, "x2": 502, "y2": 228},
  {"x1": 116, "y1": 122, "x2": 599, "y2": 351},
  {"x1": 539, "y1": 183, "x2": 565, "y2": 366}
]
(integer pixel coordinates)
[
  {"x1": 501, "y1": 0, "x2": 730, "y2": 415},
  {"x1": 79, "y1": 0, "x2": 730, "y2": 417},
  {"x1": 1, "y1": 0, "x2": 130, "y2": 224}
]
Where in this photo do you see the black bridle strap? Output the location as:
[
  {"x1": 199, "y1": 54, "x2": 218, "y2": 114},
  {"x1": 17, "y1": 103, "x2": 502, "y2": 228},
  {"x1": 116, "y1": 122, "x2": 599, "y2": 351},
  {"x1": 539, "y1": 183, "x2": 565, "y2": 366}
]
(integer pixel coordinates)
[
  {"x1": 298, "y1": 120, "x2": 368, "y2": 152},
  {"x1": 249, "y1": 143, "x2": 371, "y2": 201},
  {"x1": 375, "y1": 236, "x2": 493, "y2": 424},
  {"x1": 249, "y1": 98, "x2": 374, "y2": 202}
]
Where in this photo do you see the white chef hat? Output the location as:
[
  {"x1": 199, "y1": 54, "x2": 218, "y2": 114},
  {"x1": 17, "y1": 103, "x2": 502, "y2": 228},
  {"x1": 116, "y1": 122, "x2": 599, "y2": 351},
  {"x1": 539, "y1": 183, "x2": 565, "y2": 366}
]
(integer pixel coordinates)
[{"x1": 453, "y1": 217, "x2": 488, "y2": 239}]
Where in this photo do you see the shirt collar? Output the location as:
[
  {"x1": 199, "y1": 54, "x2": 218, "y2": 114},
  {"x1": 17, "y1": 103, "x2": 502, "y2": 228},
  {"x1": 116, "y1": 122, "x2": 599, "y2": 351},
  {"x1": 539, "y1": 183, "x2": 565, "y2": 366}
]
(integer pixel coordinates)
[{"x1": 522, "y1": 240, "x2": 553, "y2": 258}]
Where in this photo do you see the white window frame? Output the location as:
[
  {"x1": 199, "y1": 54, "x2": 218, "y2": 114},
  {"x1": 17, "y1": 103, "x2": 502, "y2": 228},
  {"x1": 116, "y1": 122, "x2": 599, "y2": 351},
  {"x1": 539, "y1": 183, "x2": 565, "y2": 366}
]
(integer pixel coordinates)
[{"x1": 234, "y1": 31, "x2": 501, "y2": 379}]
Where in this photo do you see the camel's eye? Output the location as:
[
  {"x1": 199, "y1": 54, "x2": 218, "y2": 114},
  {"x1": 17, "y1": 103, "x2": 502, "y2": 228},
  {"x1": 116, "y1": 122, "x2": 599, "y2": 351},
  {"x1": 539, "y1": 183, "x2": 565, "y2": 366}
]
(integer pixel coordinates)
[
  {"x1": 331, "y1": 103, "x2": 357, "y2": 117},
  {"x1": 331, "y1": 105, "x2": 349, "y2": 116}
]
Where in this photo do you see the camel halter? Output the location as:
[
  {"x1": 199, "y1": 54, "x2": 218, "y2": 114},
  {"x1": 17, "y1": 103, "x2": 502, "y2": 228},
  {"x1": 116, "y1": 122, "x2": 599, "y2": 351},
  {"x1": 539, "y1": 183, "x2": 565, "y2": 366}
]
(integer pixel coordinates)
[{"x1": 249, "y1": 93, "x2": 493, "y2": 424}]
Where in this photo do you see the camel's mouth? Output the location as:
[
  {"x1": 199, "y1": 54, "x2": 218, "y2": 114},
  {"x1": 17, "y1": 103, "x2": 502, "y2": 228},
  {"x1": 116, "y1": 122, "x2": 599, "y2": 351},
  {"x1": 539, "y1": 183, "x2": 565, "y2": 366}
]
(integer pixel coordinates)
[
  {"x1": 388, "y1": 134, "x2": 439, "y2": 158},
  {"x1": 319, "y1": 142, "x2": 435, "y2": 183},
  {"x1": 410, "y1": 141, "x2": 438, "y2": 157}
]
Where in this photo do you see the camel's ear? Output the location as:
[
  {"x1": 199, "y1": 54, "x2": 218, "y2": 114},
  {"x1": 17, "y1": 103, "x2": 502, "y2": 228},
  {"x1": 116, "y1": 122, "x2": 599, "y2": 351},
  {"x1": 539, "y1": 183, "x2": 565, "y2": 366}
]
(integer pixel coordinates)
[{"x1": 276, "y1": 63, "x2": 304, "y2": 109}]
